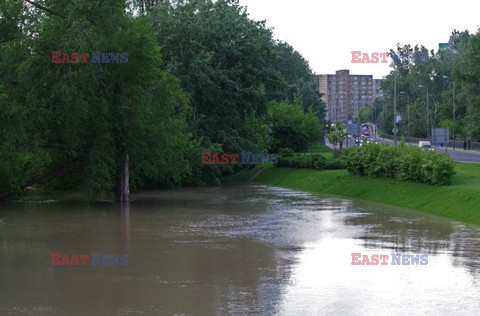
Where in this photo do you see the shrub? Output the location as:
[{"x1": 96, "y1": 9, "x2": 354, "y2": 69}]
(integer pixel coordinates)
[
  {"x1": 344, "y1": 144, "x2": 455, "y2": 185},
  {"x1": 277, "y1": 152, "x2": 345, "y2": 170},
  {"x1": 395, "y1": 145, "x2": 424, "y2": 182},
  {"x1": 422, "y1": 152, "x2": 455, "y2": 185},
  {"x1": 372, "y1": 144, "x2": 397, "y2": 178},
  {"x1": 269, "y1": 100, "x2": 322, "y2": 152},
  {"x1": 278, "y1": 147, "x2": 295, "y2": 157},
  {"x1": 343, "y1": 147, "x2": 365, "y2": 176}
]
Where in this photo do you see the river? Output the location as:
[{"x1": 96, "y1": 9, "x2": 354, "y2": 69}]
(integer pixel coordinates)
[{"x1": 1, "y1": 185, "x2": 479, "y2": 315}]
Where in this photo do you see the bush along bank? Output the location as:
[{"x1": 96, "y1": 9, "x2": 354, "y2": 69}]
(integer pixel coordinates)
[
  {"x1": 343, "y1": 143, "x2": 455, "y2": 185},
  {"x1": 276, "y1": 148, "x2": 345, "y2": 170}
]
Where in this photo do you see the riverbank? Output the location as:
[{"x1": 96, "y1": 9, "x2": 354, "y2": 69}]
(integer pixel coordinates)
[{"x1": 231, "y1": 162, "x2": 480, "y2": 225}]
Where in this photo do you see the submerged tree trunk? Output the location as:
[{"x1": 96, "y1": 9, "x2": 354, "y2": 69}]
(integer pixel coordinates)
[{"x1": 115, "y1": 153, "x2": 130, "y2": 202}]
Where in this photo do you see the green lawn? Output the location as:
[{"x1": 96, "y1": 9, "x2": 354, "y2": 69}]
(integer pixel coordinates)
[
  {"x1": 230, "y1": 150, "x2": 480, "y2": 225},
  {"x1": 306, "y1": 143, "x2": 335, "y2": 159}
]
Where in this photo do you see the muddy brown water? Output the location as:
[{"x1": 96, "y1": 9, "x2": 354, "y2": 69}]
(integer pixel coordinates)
[{"x1": 0, "y1": 185, "x2": 479, "y2": 315}]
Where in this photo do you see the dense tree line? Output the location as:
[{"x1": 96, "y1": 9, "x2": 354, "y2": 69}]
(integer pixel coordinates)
[
  {"x1": 0, "y1": 0, "x2": 324, "y2": 200},
  {"x1": 375, "y1": 29, "x2": 480, "y2": 142}
]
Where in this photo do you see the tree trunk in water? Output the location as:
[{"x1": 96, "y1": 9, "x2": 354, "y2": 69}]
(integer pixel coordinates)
[{"x1": 115, "y1": 153, "x2": 130, "y2": 202}]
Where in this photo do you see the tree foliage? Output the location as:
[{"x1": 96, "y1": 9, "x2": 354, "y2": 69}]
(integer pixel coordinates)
[
  {"x1": 269, "y1": 96, "x2": 322, "y2": 152},
  {"x1": 1, "y1": 0, "x2": 193, "y2": 198},
  {"x1": 0, "y1": 0, "x2": 324, "y2": 198},
  {"x1": 378, "y1": 29, "x2": 480, "y2": 142}
]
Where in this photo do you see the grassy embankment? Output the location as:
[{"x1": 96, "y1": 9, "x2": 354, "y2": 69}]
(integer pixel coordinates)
[{"x1": 230, "y1": 145, "x2": 480, "y2": 225}]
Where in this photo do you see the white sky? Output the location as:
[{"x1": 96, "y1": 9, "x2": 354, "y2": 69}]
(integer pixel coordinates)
[{"x1": 239, "y1": 0, "x2": 480, "y2": 79}]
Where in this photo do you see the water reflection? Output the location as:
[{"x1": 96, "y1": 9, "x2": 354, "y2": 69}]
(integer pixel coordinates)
[{"x1": 0, "y1": 185, "x2": 479, "y2": 315}]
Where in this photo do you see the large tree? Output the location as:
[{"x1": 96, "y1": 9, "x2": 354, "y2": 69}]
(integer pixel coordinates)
[
  {"x1": 0, "y1": 0, "x2": 193, "y2": 201},
  {"x1": 267, "y1": 41, "x2": 324, "y2": 118},
  {"x1": 378, "y1": 30, "x2": 477, "y2": 141},
  {"x1": 269, "y1": 94, "x2": 322, "y2": 152},
  {"x1": 147, "y1": 0, "x2": 279, "y2": 155},
  {"x1": 454, "y1": 31, "x2": 480, "y2": 141}
]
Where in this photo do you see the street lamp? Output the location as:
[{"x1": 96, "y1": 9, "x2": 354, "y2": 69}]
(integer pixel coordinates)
[
  {"x1": 393, "y1": 72, "x2": 397, "y2": 146},
  {"x1": 400, "y1": 92, "x2": 410, "y2": 143},
  {"x1": 443, "y1": 75, "x2": 456, "y2": 150},
  {"x1": 418, "y1": 85, "x2": 429, "y2": 140},
  {"x1": 382, "y1": 101, "x2": 385, "y2": 140}
]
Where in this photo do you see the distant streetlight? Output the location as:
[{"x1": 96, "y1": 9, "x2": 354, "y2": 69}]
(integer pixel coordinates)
[
  {"x1": 443, "y1": 75, "x2": 456, "y2": 150},
  {"x1": 418, "y1": 85, "x2": 430, "y2": 140},
  {"x1": 382, "y1": 101, "x2": 385, "y2": 140},
  {"x1": 400, "y1": 92, "x2": 410, "y2": 142},
  {"x1": 393, "y1": 72, "x2": 397, "y2": 146}
]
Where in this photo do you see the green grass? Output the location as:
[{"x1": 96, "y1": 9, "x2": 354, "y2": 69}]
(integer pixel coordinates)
[
  {"x1": 232, "y1": 161, "x2": 480, "y2": 225},
  {"x1": 306, "y1": 144, "x2": 334, "y2": 159}
]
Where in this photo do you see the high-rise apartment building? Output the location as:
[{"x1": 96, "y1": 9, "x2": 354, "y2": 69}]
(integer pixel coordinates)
[
  {"x1": 318, "y1": 70, "x2": 384, "y2": 123},
  {"x1": 374, "y1": 78, "x2": 385, "y2": 99}
]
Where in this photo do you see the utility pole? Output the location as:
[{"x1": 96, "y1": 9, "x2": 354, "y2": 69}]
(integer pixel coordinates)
[
  {"x1": 382, "y1": 101, "x2": 385, "y2": 140},
  {"x1": 453, "y1": 81, "x2": 456, "y2": 150},
  {"x1": 443, "y1": 75, "x2": 456, "y2": 150},
  {"x1": 419, "y1": 85, "x2": 429, "y2": 140},
  {"x1": 407, "y1": 96, "x2": 410, "y2": 143},
  {"x1": 394, "y1": 73, "x2": 397, "y2": 146},
  {"x1": 400, "y1": 91, "x2": 410, "y2": 143},
  {"x1": 427, "y1": 89, "x2": 430, "y2": 140}
]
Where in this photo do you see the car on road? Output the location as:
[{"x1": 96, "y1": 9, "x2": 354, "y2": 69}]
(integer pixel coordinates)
[
  {"x1": 418, "y1": 141, "x2": 434, "y2": 151},
  {"x1": 358, "y1": 136, "x2": 367, "y2": 146},
  {"x1": 359, "y1": 137, "x2": 378, "y2": 146}
]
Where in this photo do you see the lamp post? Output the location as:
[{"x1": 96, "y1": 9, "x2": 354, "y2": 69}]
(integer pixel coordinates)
[
  {"x1": 418, "y1": 85, "x2": 429, "y2": 140},
  {"x1": 400, "y1": 92, "x2": 410, "y2": 142},
  {"x1": 394, "y1": 73, "x2": 397, "y2": 146},
  {"x1": 453, "y1": 81, "x2": 456, "y2": 150},
  {"x1": 443, "y1": 76, "x2": 456, "y2": 150},
  {"x1": 382, "y1": 101, "x2": 385, "y2": 140}
]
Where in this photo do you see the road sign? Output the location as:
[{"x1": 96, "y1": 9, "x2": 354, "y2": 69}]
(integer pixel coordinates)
[
  {"x1": 432, "y1": 128, "x2": 449, "y2": 146},
  {"x1": 392, "y1": 127, "x2": 398, "y2": 134},
  {"x1": 346, "y1": 123, "x2": 360, "y2": 136},
  {"x1": 395, "y1": 113, "x2": 403, "y2": 124}
]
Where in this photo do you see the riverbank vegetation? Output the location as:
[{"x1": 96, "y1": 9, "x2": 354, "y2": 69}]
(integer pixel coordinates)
[
  {"x1": 236, "y1": 159, "x2": 480, "y2": 225},
  {"x1": 2, "y1": 0, "x2": 480, "y2": 204},
  {"x1": 0, "y1": 0, "x2": 323, "y2": 200},
  {"x1": 230, "y1": 144, "x2": 478, "y2": 224},
  {"x1": 276, "y1": 148, "x2": 345, "y2": 170},
  {"x1": 343, "y1": 143, "x2": 455, "y2": 185}
]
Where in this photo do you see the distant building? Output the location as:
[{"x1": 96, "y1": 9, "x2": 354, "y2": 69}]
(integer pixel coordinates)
[
  {"x1": 439, "y1": 43, "x2": 449, "y2": 52},
  {"x1": 374, "y1": 79, "x2": 385, "y2": 99},
  {"x1": 318, "y1": 70, "x2": 384, "y2": 123}
]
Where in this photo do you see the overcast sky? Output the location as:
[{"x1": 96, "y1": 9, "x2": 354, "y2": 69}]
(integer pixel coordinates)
[{"x1": 239, "y1": 0, "x2": 480, "y2": 79}]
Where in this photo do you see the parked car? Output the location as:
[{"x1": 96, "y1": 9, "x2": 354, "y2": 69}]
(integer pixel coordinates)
[
  {"x1": 367, "y1": 138, "x2": 378, "y2": 144},
  {"x1": 359, "y1": 136, "x2": 369, "y2": 146},
  {"x1": 418, "y1": 141, "x2": 434, "y2": 151}
]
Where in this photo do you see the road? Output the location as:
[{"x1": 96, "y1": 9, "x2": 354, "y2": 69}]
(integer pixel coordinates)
[
  {"x1": 376, "y1": 137, "x2": 480, "y2": 163},
  {"x1": 332, "y1": 137, "x2": 480, "y2": 163}
]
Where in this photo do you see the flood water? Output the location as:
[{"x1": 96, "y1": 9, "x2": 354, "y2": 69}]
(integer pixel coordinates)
[{"x1": 0, "y1": 185, "x2": 479, "y2": 315}]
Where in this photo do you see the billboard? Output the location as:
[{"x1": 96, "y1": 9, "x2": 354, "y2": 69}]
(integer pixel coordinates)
[{"x1": 432, "y1": 128, "x2": 449, "y2": 146}]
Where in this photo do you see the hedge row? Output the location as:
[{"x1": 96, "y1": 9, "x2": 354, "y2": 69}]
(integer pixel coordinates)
[
  {"x1": 343, "y1": 143, "x2": 455, "y2": 185},
  {"x1": 276, "y1": 148, "x2": 345, "y2": 170}
]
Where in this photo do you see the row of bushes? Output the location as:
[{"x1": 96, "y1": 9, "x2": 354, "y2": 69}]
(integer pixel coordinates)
[
  {"x1": 276, "y1": 148, "x2": 345, "y2": 170},
  {"x1": 343, "y1": 143, "x2": 455, "y2": 185}
]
